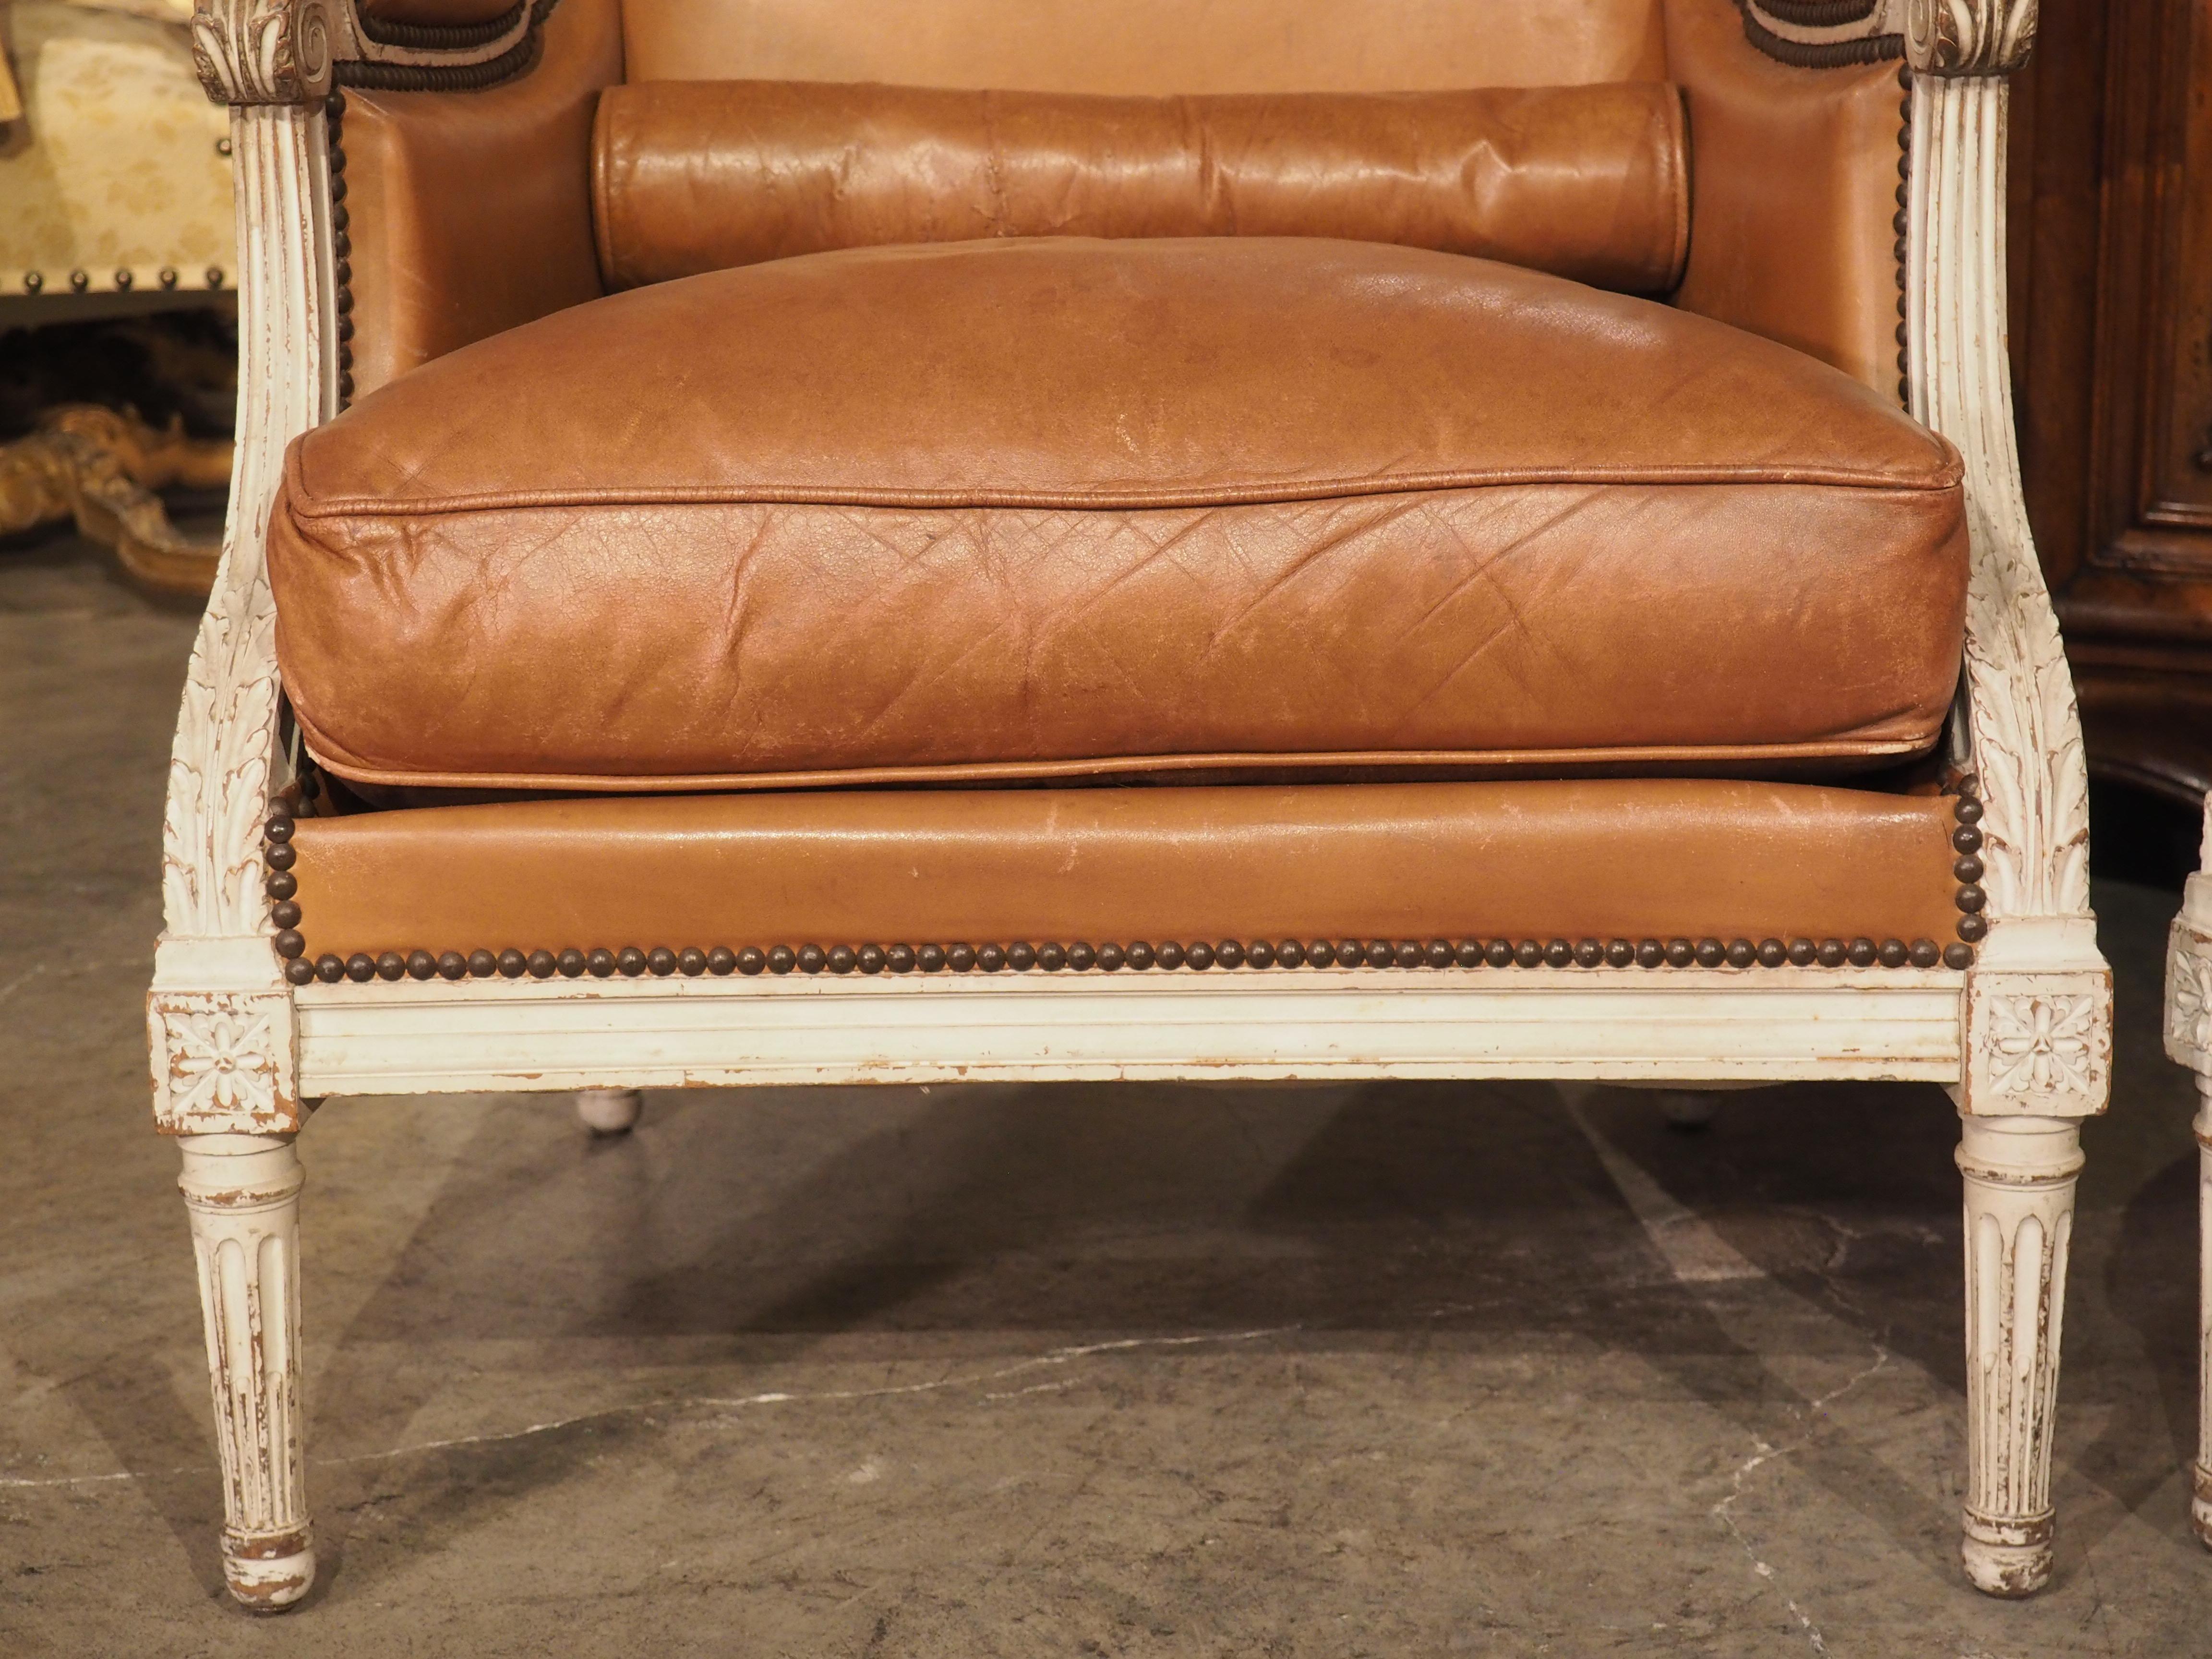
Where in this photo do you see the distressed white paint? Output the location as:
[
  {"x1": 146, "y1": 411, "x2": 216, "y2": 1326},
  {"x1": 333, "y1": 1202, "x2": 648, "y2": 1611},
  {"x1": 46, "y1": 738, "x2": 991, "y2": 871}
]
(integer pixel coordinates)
[
  {"x1": 1903, "y1": 22, "x2": 2111, "y2": 1592},
  {"x1": 1955, "y1": 1113, "x2": 2080, "y2": 1596},
  {"x1": 292, "y1": 969, "x2": 1966, "y2": 1095},
  {"x1": 179, "y1": 1133, "x2": 313, "y2": 1611}
]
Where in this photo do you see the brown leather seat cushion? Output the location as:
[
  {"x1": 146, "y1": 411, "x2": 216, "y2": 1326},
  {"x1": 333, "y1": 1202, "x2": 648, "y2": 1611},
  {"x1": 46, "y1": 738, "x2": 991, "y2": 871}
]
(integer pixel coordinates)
[
  {"x1": 285, "y1": 779, "x2": 1964, "y2": 966},
  {"x1": 271, "y1": 236, "x2": 1969, "y2": 793},
  {"x1": 591, "y1": 80, "x2": 1689, "y2": 292}
]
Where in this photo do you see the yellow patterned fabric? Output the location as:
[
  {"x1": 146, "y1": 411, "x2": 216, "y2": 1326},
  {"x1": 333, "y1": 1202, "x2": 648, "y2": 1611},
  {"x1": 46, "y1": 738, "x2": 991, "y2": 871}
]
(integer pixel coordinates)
[{"x1": 0, "y1": 0, "x2": 234, "y2": 297}]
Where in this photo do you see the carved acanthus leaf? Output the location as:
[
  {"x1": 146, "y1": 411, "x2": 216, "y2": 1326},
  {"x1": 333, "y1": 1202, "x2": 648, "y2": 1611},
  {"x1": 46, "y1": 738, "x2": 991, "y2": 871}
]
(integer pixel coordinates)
[
  {"x1": 1905, "y1": 0, "x2": 2038, "y2": 75},
  {"x1": 192, "y1": 0, "x2": 334, "y2": 105},
  {"x1": 1910, "y1": 73, "x2": 2091, "y2": 930},
  {"x1": 161, "y1": 102, "x2": 330, "y2": 940}
]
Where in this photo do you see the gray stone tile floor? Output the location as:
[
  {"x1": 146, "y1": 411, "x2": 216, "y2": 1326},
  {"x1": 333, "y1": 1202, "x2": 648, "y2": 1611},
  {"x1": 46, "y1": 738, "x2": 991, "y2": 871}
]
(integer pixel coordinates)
[{"x1": 1, "y1": 529, "x2": 2207, "y2": 1656}]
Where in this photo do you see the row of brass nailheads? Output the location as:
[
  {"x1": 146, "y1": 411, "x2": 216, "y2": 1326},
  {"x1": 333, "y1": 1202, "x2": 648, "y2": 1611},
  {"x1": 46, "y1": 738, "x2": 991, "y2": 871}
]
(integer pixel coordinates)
[
  {"x1": 280, "y1": 932, "x2": 1975, "y2": 987},
  {"x1": 19, "y1": 266, "x2": 223, "y2": 296},
  {"x1": 326, "y1": 95, "x2": 355, "y2": 409},
  {"x1": 1951, "y1": 779, "x2": 1989, "y2": 945},
  {"x1": 1896, "y1": 63, "x2": 1913, "y2": 409}
]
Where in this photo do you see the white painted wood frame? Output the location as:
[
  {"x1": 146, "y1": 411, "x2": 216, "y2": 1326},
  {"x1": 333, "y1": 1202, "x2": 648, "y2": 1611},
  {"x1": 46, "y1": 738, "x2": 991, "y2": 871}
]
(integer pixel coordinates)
[{"x1": 163, "y1": 0, "x2": 2109, "y2": 1611}]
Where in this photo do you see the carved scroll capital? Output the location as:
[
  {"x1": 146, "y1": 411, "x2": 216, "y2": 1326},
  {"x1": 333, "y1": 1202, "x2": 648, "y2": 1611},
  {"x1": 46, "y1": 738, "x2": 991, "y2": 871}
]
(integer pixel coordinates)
[
  {"x1": 1961, "y1": 969, "x2": 2111, "y2": 1118},
  {"x1": 1905, "y1": 0, "x2": 2037, "y2": 75},
  {"x1": 192, "y1": 0, "x2": 336, "y2": 104},
  {"x1": 150, "y1": 989, "x2": 301, "y2": 1133}
]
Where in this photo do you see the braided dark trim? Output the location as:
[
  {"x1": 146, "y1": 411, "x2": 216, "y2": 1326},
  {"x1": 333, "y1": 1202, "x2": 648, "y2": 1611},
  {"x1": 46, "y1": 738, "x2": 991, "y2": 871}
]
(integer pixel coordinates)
[
  {"x1": 1751, "y1": 0, "x2": 1878, "y2": 25},
  {"x1": 1894, "y1": 64, "x2": 1913, "y2": 409},
  {"x1": 1739, "y1": 2, "x2": 1904, "y2": 66},
  {"x1": 354, "y1": 0, "x2": 525, "y2": 50},
  {"x1": 326, "y1": 92, "x2": 354, "y2": 411},
  {"x1": 335, "y1": 0, "x2": 554, "y2": 90}
]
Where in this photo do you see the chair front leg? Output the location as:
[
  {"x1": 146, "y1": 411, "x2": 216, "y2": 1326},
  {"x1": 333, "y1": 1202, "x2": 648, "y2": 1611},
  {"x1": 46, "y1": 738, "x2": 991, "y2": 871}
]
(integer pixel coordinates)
[
  {"x1": 179, "y1": 1132, "x2": 315, "y2": 1611},
  {"x1": 1955, "y1": 1113, "x2": 2082, "y2": 1597}
]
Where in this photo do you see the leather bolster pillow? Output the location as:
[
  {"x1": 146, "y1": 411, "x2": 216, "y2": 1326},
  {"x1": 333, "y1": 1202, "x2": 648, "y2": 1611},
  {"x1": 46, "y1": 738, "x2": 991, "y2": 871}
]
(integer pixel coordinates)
[{"x1": 591, "y1": 79, "x2": 1691, "y2": 293}]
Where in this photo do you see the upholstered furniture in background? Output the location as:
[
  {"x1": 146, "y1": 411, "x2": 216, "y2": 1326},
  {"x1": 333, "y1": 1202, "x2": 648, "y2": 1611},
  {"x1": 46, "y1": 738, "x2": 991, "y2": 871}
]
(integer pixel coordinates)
[
  {"x1": 165, "y1": 0, "x2": 2109, "y2": 1611},
  {"x1": 1, "y1": 0, "x2": 238, "y2": 589}
]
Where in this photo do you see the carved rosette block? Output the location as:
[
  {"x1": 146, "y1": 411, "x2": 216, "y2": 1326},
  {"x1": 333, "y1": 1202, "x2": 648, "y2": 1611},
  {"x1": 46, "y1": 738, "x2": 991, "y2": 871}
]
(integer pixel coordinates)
[
  {"x1": 1905, "y1": 0, "x2": 2039, "y2": 76},
  {"x1": 2168, "y1": 914, "x2": 2212, "y2": 1076},
  {"x1": 180, "y1": 1134, "x2": 314, "y2": 1610},
  {"x1": 151, "y1": 990, "x2": 300, "y2": 1133},
  {"x1": 1961, "y1": 971, "x2": 2112, "y2": 1118},
  {"x1": 1956, "y1": 1113, "x2": 2080, "y2": 1596}
]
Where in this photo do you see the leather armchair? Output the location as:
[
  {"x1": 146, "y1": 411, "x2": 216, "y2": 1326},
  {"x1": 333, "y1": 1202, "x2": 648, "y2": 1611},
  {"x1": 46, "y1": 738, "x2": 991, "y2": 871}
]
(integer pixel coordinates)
[{"x1": 166, "y1": 0, "x2": 2108, "y2": 1610}]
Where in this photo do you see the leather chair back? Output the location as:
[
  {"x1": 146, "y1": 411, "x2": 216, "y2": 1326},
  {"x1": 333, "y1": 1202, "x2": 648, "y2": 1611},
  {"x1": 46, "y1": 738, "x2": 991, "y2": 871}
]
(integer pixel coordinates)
[{"x1": 618, "y1": 0, "x2": 1669, "y2": 93}]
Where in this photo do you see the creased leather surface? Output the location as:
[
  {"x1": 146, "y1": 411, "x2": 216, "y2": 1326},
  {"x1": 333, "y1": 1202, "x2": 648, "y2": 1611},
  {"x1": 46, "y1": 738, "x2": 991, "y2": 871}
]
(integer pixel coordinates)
[
  {"x1": 288, "y1": 780, "x2": 1963, "y2": 957},
  {"x1": 1663, "y1": 0, "x2": 1906, "y2": 396},
  {"x1": 621, "y1": 0, "x2": 1668, "y2": 95},
  {"x1": 592, "y1": 81, "x2": 1689, "y2": 293},
  {"x1": 341, "y1": 0, "x2": 622, "y2": 399},
  {"x1": 273, "y1": 237, "x2": 1968, "y2": 791}
]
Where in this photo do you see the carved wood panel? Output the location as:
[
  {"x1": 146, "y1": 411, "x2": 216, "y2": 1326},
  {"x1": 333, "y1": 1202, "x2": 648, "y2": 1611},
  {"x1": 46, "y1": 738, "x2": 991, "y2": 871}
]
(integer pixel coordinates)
[{"x1": 2010, "y1": 0, "x2": 2212, "y2": 805}]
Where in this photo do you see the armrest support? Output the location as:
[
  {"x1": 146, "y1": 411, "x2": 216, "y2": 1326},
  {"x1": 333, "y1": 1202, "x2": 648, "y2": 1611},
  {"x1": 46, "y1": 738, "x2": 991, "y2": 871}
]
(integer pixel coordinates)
[
  {"x1": 156, "y1": 0, "x2": 613, "y2": 1130},
  {"x1": 1890, "y1": 0, "x2": 2109, "y2": 1119},
  {"x1": 1671, "y1": 0, "x2": 2104, "y2": 1114}
]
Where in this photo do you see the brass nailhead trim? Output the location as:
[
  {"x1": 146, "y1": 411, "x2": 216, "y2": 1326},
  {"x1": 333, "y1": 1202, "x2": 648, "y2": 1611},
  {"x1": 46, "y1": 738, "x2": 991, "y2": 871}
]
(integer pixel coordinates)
[
  {"x1": 1896, "y1": 64, "x2": 1913, "y2": 409},
  {"x1": 1949, "y1": 778, "x2": 1986, "y2": 959},
  {"x1": 325, "y1": 94, "x2": 354, "y2": 410},
  {"x1": 291, "y1": 930, "x2": 1956, "y2": 985}
]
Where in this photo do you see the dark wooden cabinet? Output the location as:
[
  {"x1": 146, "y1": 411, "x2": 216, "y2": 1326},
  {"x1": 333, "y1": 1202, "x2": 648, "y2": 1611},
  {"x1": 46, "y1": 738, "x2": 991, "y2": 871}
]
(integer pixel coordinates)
[{"x1": 2011, "y1": 0, "x2": 2212, "y2": 806}]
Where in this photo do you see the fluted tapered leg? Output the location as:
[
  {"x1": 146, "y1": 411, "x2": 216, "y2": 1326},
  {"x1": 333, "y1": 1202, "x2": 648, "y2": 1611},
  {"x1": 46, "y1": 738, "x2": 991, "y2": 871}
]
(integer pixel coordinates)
[
  {"x1": 1956, "y1": 1113, "x2": 2082, "y2": 1597},
  {"x1": 179, "y1": 1131, "x2": 314, "y2": 1611}
]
